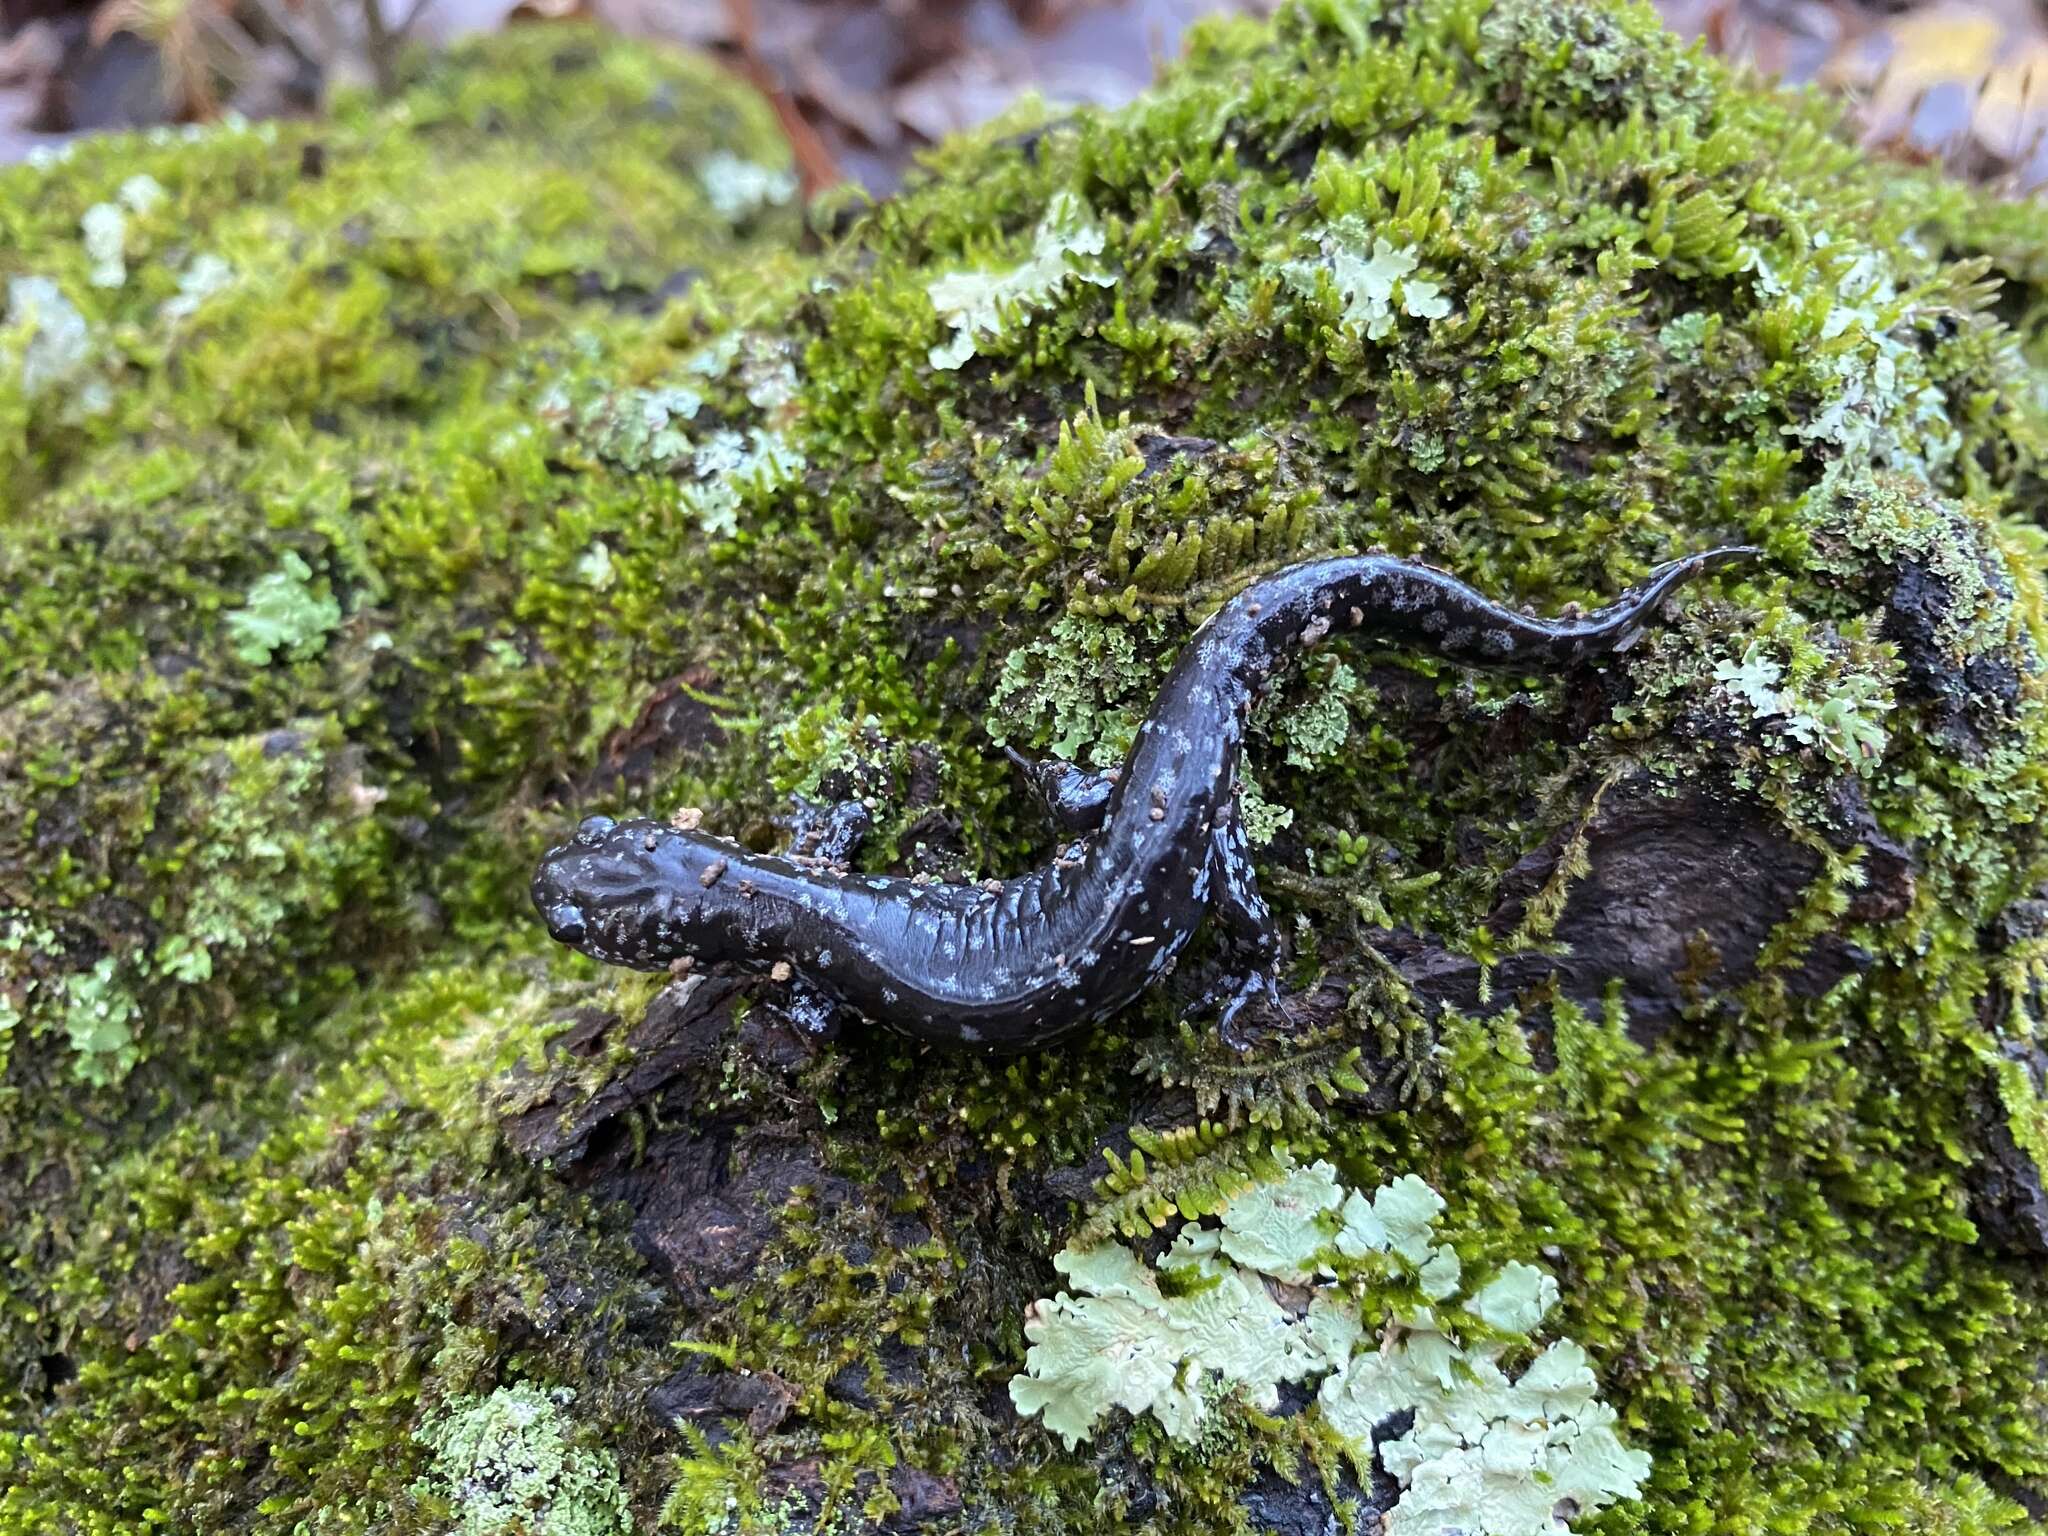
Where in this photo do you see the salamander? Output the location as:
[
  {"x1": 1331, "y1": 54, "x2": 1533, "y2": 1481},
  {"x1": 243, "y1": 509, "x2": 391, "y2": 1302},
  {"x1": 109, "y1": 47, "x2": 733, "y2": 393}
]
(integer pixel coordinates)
[{"x1": 532, "y1": 547, "x2": 1754, "y2": 1052}]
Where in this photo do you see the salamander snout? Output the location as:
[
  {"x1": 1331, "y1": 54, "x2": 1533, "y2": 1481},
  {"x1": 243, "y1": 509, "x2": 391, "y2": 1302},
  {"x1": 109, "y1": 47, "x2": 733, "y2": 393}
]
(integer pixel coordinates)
[
  {"x1": 527, "y1": 814, "x2": 625, "y2": 950},
  {"x1": 540, "y1": 899, "x2": 588, "y2": 946},
  {"x1": 532, "y1": 815, "x2": 734, "y2": 969},
  {"x1": 531, "y1": 850, "x2": 597, "y2": 951}
]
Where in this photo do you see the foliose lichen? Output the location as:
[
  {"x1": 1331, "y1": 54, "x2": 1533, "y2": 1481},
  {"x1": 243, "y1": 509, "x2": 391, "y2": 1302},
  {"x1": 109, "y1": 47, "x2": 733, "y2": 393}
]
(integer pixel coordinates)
[
  {"x1": 411, "y1": 1384, "x2": 632, "y2": 1536},
  {"x1": 1013, "y1": 1162, "x2": 1647, "y2": 1534}
]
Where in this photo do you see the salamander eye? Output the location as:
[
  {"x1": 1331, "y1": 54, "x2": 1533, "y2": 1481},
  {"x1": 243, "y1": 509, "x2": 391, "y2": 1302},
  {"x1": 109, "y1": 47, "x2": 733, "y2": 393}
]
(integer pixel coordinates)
[{"x1": 576, "y1": 815, "x2": 617, "y2": 843}]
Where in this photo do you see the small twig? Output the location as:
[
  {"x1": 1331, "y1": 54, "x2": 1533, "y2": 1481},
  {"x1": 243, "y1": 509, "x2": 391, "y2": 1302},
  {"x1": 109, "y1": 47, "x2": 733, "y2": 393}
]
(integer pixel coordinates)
[
  {"x1": 721, "y1": 0, "x2": 840, "y2": 195},
  {"x1": 393, "y1": 0, "x2": 436, "y2": 43},
  {"x1": 360, "y1": 0, "x2": 396, "y2": 97},
  {"x1": 238, "y1": 0, "x2": 328, "y2": 75}
]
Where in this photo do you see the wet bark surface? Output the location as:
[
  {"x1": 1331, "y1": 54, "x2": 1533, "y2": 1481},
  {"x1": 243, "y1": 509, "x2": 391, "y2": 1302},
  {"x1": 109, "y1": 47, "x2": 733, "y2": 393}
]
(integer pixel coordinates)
[{"x1": 1376, "y1": 772, "x2": 1914, "y2": 1044}]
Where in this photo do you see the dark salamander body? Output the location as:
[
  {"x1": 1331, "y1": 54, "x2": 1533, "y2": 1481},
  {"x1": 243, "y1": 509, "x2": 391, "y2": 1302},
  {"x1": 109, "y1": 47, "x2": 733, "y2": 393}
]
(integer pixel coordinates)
[{"x1": 533, "y1": 549, "x2": 1752, "y2": 1051}]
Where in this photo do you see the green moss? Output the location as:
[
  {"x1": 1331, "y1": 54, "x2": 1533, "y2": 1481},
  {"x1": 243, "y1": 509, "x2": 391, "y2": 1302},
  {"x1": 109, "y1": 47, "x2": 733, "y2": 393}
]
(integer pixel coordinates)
[
  {"x1": 0, "y1": 22, "x2": 797, "y2": 1099},
  {"x1": 8, "y1": 0, "x2": 2048, "y2": 1531},
  {"x1": 1993, "y1": 1056, "x2": 2048, "y2": 1174}
]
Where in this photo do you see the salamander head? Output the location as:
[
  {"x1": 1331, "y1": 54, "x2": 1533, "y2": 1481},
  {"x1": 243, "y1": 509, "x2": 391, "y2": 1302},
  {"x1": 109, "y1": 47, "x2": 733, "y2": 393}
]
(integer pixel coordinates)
[{"x1": 531, "y1": 814, "x2": 736, "y2": 970}]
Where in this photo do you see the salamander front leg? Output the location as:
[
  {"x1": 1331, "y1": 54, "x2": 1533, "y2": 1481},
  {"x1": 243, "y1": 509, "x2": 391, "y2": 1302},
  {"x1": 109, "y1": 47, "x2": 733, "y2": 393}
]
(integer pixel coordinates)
[
  {"x1": 1004, "y1": 745, "x2": 1118, "y2": 836},
  {"x1": 778, "y1": 975, "x2": 843, "y2": 1041},
  {"x1": 787, "y1": 795, "x2": 873, "y2": 866},
  {"x1": 1207, "y1": 815, "x2": 1286, "y2": 1051}
]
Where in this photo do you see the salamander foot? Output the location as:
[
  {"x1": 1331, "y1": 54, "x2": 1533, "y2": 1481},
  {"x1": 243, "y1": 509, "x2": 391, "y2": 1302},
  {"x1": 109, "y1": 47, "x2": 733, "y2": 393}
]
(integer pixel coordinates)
[
  {"x1": 1205, "y1": 809, "x2": 1288, "y2": 1050},
  {"x1": 1004, "y1": 746, "x2": 1118, "y2": 836},
  {"x1": 1213, "y1": 969, "x2": 1290, "y2": 1052},
  {"x1": 787, "y1": 795, "x2": 872, "y2": 865}
]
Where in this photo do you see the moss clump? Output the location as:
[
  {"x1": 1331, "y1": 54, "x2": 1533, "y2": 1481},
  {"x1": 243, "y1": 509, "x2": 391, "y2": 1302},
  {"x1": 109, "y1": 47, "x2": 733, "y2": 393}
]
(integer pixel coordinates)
[
  {"x1": 0, "y1": 22, "x2": 799, "y2": 1532},
  {"x1": 0, "y1": 28, "x2": 797, "y2": 1078},
  {"x1": 8, "y1": 0, "x2": 2048, "y2": 1531}
]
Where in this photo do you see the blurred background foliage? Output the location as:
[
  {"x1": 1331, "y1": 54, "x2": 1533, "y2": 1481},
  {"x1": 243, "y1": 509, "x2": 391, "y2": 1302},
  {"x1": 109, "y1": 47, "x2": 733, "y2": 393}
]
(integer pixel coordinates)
[{"x1": 6, "y1": 0, "x2": 2048, "y2": 192}]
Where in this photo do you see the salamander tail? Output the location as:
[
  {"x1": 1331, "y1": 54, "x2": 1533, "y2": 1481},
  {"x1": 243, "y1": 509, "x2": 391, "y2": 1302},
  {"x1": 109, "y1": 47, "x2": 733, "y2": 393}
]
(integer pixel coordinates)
[{"x1": 1561, "y1": 544, "x2": 1760, "y2": 656}]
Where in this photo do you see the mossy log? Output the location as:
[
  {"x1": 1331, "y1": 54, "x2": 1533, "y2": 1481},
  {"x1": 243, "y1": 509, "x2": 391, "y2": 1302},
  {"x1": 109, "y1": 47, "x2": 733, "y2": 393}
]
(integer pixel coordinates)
[{"x1": 7, "y1": 2, "x2": 2048, "y2": 1532}]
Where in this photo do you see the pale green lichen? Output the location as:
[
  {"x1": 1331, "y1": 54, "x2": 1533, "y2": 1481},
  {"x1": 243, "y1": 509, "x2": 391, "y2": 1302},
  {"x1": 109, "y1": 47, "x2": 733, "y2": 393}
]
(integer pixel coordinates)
[
  {"x1": 1657, "y1": 310, "x2": 1711, "y2": 361},
  {"x1": 410, "y1": 1384, "x2": 631, "y2": 1536},
  {"x1": 58, "y1": 955, "x2": 139, "y2": 1085},
  {"x1": 926, "y1": 190, "x2": 1115, "y2": 369},
  {"x1": 1211, "y1": 1158, "x2": 1349, "y2": 1282},
  {"x1": 739, "y1": 349, "x2": 800, "y2": 411},
  {"x1": 1466, "y1": 1261, "x2": 1560, "y2": 1333},
  {"x1": 162, "y1": 251, "x2": 233, "y2": 321},
  {"x1": 698, "y1": 151, "x2": 798, "y2": 222},
  {"x1": 986, "y1": 615, "x2": 1146, "y2": 763},
  {"x1": 4, "y1": 276, "x2": 91, "y2": 400},
  {"x1": 80, "y1": 204, "x2": 126, "y2": 289},
  {"x1": 681, "y1": 427, "x2": 805, "y2": 538},
  {"x1": 1326, "y1": 1334, "x2": 1653, "y2": 1536},
  {"x1": 1279, "y1": 661, "x2": 1361, "y2": 768},
  {"x1": 80, "y1": 176, "x2": 166, "y2": 290},
  {"x1": 548, "y1": 353, "x2": 807, "y2": 533},
  {"x1": 1012, "y1": 1163, "x2": 1646, "y2": 1534},
  {"x1": 1283, "y1": 217, "x2": 1453, "y2": 341},
  {"x1": 1237, "y1": 770, "x2": 1296, "y2": 848},
  {"x1": 1711, "y1": 638, "x2": 1895, "y2": 770},
  {"x1": 771, "y1": 695, "x2": 884, "y2": 797},
  {"x1": 116, "y1": 174, "x2": 164, "y2": 214},
  {"x1": 556, "y1": 381, "x2": 704, "y2": 473},
  {"x1": 1747, "y1": 237, "x2": 1961, "y2": 475},
  {"x1": 1008, "y1": 1237, "x2": 1324, "y2": 1447},
  {"x1": 686, "y1": 333, "x2": 742, "y2": 380},
  {"x1": 224, "y1": 550, "x2": 343, "y2": 666},
  {"x1": 575, "y1": 541, "x2": 615, "y2": 592}
]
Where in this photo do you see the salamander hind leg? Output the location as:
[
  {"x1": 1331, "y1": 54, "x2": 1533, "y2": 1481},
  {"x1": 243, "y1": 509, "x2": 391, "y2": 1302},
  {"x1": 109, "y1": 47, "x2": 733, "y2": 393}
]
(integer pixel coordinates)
[
  {"x1": 1004, "y1": 745, "x2": 1118, "y2": 835},
  {"x1": 1204, "y1": 813, "x2": 1288, "y2": 1052}
]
